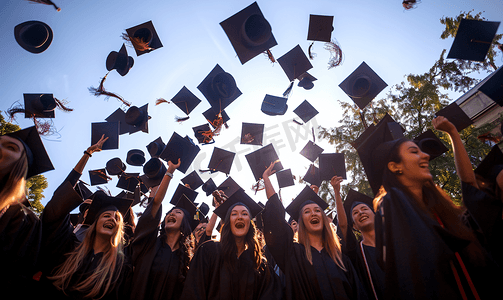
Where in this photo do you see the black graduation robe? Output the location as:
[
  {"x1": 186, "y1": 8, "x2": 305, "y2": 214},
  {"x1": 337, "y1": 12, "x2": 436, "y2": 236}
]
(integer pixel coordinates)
[
  {"x1": 180, "y1": 240, "x2": 283, "y2": 300},
  {"x1": 374, "y1": 187, "x2": 502, "y2": 300},
  {"x1": 129, "y1": 201, "x2": 185, "y2": 300},
  {"x1": 263, "y1": 193, "x2": 368, "y2": 300}
]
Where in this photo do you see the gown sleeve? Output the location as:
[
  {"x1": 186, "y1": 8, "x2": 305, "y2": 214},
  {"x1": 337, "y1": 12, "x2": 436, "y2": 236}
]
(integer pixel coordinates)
[
  {"x1": 180, "y1": 240, "x2": 218, "y2": 300},
  {"x1": 131, "y1": 201, "x2": 162, "y2": 264}
]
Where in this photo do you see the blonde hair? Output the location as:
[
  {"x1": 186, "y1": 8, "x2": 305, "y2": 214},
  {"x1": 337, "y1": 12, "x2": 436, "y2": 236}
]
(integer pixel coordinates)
[
  {"x1": 50, "y1": 211, "x2": 125, "y2": 299},
  {"x1": 297, "y1": 208, "x2": 346, "y2": 271},
  {"x1": 0, "y1": 151, "x2": 28, "y2": 211}
]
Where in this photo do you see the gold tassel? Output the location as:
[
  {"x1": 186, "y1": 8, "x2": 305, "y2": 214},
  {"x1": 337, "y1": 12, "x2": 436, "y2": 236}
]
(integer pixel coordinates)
[
  {"x1": 175, "y1": 116, "x2": 190, "y2": 123},
  {"x1": 155, "y1": 98, "x2": 170, "y2": 105},
  {"x1": 54, "y1": 98, "x2": 73, "y2": 112},
  {"x1": 26, "y1": 0, "x2": 61, "y2": 11},
  {"x1": 121, "y1": 32, "x2": 152, "y2": 52},
  {"x1": 88, "y1": 72, "x2": 131, "y2": 107}
]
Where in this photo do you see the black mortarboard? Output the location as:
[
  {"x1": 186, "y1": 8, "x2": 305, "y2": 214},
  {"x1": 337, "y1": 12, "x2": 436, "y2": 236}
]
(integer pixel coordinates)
[
  {"x1": 299, "y1": 140, "x2": 324, "y2": 162},
  {"x1": 276, "y1": 168, "x2": 295, "y2": 188},
  {"x1": 89, "y1": 168, "x2": 110, "y2": 186},
  {"x1": 106, "y1": 43, "x2": 134, "y2": 76},
  {"x1": 75, "y1": 180, "x2": 93, "y2": 200},
  {"x1": 241, "y1": 122, "x2": 264, "y2": 146},
  {"x1": 202, "y1": 178, "x2": 217, "y2": 196},
  {"x1": 170, "y1": 184, "x2": 198, "y2": 205},
  {"x1": 23, "y1": 94, "x2": 56, "y2": 118},
  {"x1": 413, "y1": 129, "x2": 449, "y2": 160},
  {"x1": 105, "y1": 108, "x2": 132, "y2": 135},
  {"x1": 261, "y1": 94, "x2": 288, "y2": 116},
  {"x1": 198, "y1": 203, "x2": 210, "y2": 223},
  {"x1": 174, "y1": 194, "x2": 200, "y2": 231},
  {"x1": 339, "y1": 61, "x2": 387, "y2": 110},
  {"x1": 106, "y1": 157, "x2": 126, "y2": 176},
  {"x1": 319, "y1": 153, "x2": 347, "y2": 180},
  {"x1": 84, "y1": 191, "x2": 133, "y2": 225},
  {"x1": 116, "y1": 172, "x2": 141, "y2": 192},
  {"x1": 245, "y1": 144, "x2": 283, "y2": 181},
  {"x1": 214, "y1": 189, "x2": 262, "y2": 219},
  {"x1": 203, "y1": 107, "x2": 230, "y2": 129},
  {"x1": 125, "y1": 20, "x2": 163, "y2": 56},
  {"x1": 447, "y1": 19, "x2": 500, "y2": 62},
  {"x1": 297, "y1": 72, "x2": 317, "y2": 90},
  {"x1": 140, "y1": 157, "x2": 167, "y2": 188},
  {"x1": 126, "y1": 149, "x2": 146, "y2": 166},
  {"x1": 217, "y1": 177, "x2": 242, "y2": 199},
  {"x1": 277, "y1": 45, "x2": 313, "y2": 82},
  {"x1": 293, "y1": 100, "x2": 319, "y2": 124},
  {"x1": 479, "y1": 66, "x2": 503, "y2": 106},
  {"x1": 160, "y1": 132, "x2": 201, "y2": 174},
  {"x1": 302, "y1": 164, "x2": 321, "y2": 187},
  {"x1": 285, "y1": 185, "x2": 328, "y2": 221},
  {"x1": 207, "y1": 147, "x2": 235, "y2": 175},
  {"x1": 5, "y1": 126, "x2": 54, "y2": 178},
  {"x1": 197, "y1": 64, "x2": 242, "y2": 112},
  {"x1": 343, "y1": 189, "x2": 374, "y2": 229},
  {"x1": 435, "y1": 102, "x2": 473, "y2": 132},
  {"x1": 220, "y1": 1, "x2": 277, "y2": 65},
  {"x1": 181, "y1": 170, "x2": 204, "y2": 190},
  {"x1": 193, "y1": 124, "x2": 215, "y2": 145},
  {"x1": 474, "y1": 145, "x2": 503, "y2": 183},
  {"x1": 125, "y1": 104, "x2": 149, "y2": 134},
  {"x1": 356, "y1": 115, "x2": 404, "y2": 195},
  {"x1": 14, "y1": 20, "x2": 53, "y2": 54},
  {"x1": 307, "y1": 15, "x2": 334, "y2": 42},
  {"x1": 91, "y1": 121, "x2": 119, "y2": 150},
  {"x1": 146, "y1": 136, "x2": 165, "y2": 158},
  {"x1": 171, "y1": 86, "x2": 202, "y2": 116}
]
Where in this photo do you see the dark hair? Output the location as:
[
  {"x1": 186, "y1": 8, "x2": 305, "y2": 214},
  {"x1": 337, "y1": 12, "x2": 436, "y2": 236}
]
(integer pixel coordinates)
[
  {"x1": 159, "y1": 207, "x2": 194, "y2": 281},
  {"x1": 219, "y1": 204, "x2": 264, "y2": 271}
]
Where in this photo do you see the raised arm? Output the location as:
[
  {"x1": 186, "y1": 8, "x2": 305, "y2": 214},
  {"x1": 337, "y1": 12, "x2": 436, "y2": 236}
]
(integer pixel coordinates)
[
  {"x1": 263, "y1": 160, "x2": 279, "y2": 200},
  {"x1": 432, "y1": 116, "x2": 478, "y2": 188},
  {"x1": 205, "y1": 191, "x2": 224, "y2": 237},
  {"x1": 331, "y1": 176, "x2": 347, "y2": 241},
  {"x1": 150, "y1": 159, "x2": 180, "y2": 218}
]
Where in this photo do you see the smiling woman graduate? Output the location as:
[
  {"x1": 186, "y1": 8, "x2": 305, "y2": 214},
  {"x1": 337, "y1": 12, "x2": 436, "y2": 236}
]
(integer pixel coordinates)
[
  {"x1": 181, "y1": 187, "x2": 283, "y2": 300},
  {"x1": 262, "y1": 161, "x2": 368, "y2": 300}
]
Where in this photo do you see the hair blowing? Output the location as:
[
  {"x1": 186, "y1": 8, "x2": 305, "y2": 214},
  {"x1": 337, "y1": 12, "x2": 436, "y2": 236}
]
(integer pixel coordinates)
[{"x1": 0, "y1": 150, "x2": 28, "y2": 211}]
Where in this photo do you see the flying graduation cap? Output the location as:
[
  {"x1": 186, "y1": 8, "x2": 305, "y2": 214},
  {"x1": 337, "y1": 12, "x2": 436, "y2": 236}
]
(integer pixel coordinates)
[
  {"x1": 413, "y1": 129, "x2": 449, "y2": 160},
  {"x1": 241, "y1": 122, "x2": 264, "y2": 146},
  {"x1": 146, "y1": 136, "x2": 165, "y2": 158},
  {"x1": 89, "y1": 168, "x2": 111, "y2": 186},
  {"x1": 339, "y1": 61, "x2": 387, "y2": 110},
  {"x1": 277, "y1": 45, "x2": 313, "y2": 82},
  {"x1": 126, "y1": 149, "x2": 146, "y2": 166},
  {"x1": 91, "y1": 122, "x2": 119, "y2": 150},
  {"x1": 435, "y1": 102, "x2": 473, "y2": 132},
  {"x1": 276, "y1": 168, "x2": 295, "y2": 188},
  {"x1": 302, "y1": 164, "x2": 321, "y2": 187},
  {"x1": 124, "y1": 104, "x2": 149, "y2": 134},
  {"x1": 193, "y1": 124, "x2": 215, "y2": 145},
  {"x1": 245, "y1": 144, "x2": 283, "y2": 181},
  {"x1": 261, "y1": 94, "x2": 288, "y2": 116},
  {"x1": 307, "y1": 14, "x2": 334, "y2": 43},
  {"x1": 160, "y1": 132, "x2": 200, "y2": 174},
  {"x1": 299, "y1": 140, "x2": 324, "y2": 162},
  {"x1": 106, "y1": 157, "x2": 126, "y2": 176},
  {"x1": 447, "y1": 19, "x2": 500, "y2": 62},
  {"x1": 169, "y1": 184, "x2": 198, "y2": 205},
  {"x1": 220, "y1": 1, "x2": 277, "y2": 65},
  {"x1": 105, "y1": 108, "x2": 133, "y2": 135},
  {"x1": 23, "y1": 94, "x2": 57, "y2": 118},
  {"x1": 206, "y1": 147, "x2": 235, "y2": 175},
  {"x1": 293, "y1": 100, "x2": 319, "y2": 124},
  {"x1": 203, "y1": 107, "x2": 230, "y2": 129},
  {"x1": 140, "y1": 157, "x2": 167, "y2": 188},
  {"x1": 319, "y1": 153, "x2": 347, "y2": 181},
  {"x1": 14, "y1": 20, "x2": 53, "y2": 54},
  {"x1": 202, "y1": 178, "x2": 218, "y2": 196},
  {"x1": 170, "y1": 86, "x2": 202, "y2": 122},
  {"x1": 198, "y1": 64, "x2": 242, "y2": 112},
  {"x1": 124, "y1": 21, "x2": 163, "y2": 56},
  {"x1": 479, "y1": 66, "x2": 503, "y2": 106},
  {"x1": 181, "y1": 170, "x2": 204, "y2": 190},
  {"x1": 106, "y1": 43, "x2": 134, "y2": 76}
]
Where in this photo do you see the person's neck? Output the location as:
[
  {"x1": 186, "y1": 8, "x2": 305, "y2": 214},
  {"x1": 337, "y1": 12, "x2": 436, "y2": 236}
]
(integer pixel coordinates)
[
  {"x1": 165, "y1": 230, "x2": 181, "y2": 251},
  {"x1": 307, "y1": 231, "x2": 324, "y2": 252},
  {"x1": 360, "y1": 229, "x2": 376, "y2": 247},
  {"x1": 93, "y1": 234, "x2": 111, "y2": 254},
  {"x1": 235, "y1": 236, "x2": 247, "y2": 258},
  {"x1": 399, "y1": 179, "x2": 424, "y2": 203}
]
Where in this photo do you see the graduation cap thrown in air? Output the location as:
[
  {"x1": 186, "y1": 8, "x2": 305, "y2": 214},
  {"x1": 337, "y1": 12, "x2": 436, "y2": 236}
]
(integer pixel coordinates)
[
  {"x1": 75, "y1": 180, "x2": 93, "y2": 201},
  {"x1": 339, "y1": 61, "x2": 387, "y2": 110},
  {"x1": 241, "y1": 122, "x2": 264, "y2": 146},
  {"x1": 106, "y1": 157, "x2": 126, "y2": 176},
  {"x1": 285, "y1": 185, "x2": 328, "y2": 221},
  {"x1": 435, "y1": 102, "x2": 473, "y2": 132},
  {"x1": 5, "y1": 126, "x2": 54, "y2": 178},
  {"x1": 299, "y1": 140, "x2": 324, "y2": 162},
  {"x1": 343, "y1": 189, "x2": 374, "y2": 229},
  {"x1": 171, "y1": 86, "x2": 201, "y2": 117},
  {"x1": 413, "y1": 129, "x2": 449, "y2": 160},
  {"x1": 197, "y1": 64, "x2": 242, "y2": 112},
  {"x1": 307, "y1": 15, "x2": 334, "y2": 42},
  {"x1": 302, "y1": 164, "x2": 321, "y2": 187},
  {"x1": 89, "y1": 168, "x2": 110, "y2": 186},
  {"x1": 220, "y1": 1, "x2": 277, "y2": 65},
  {"x1": 14, "y1": 21, "x2": 53, "y2": 54},
  {"x1": 124, "y1": 104, "x2": 149, "y2": 134},
  {"x1": 217, "y1": 177, "x2": 242, "y2": 199},
  {"x1": 181, "y1": 170, "x2": 204, "y2": 190},
  {"x1": 319, "y1": 153, "x2": 347, "y2": 181},
  {"x1": 159, "y1": 132, "x2": 201, "y2": 174},
  {"x1": 293, "y1": 100, "x2": 319, "y2": 124},
  {"x1": 23, "y1": 94, "x2": 56, "y2": 118},
  {"x1": 117, "y1": 172, "x2": 142, "y2": 193},
  {"x1": 245, "y1": 144, "x2": 283, "y2": 181},
  {"x1": 213, "y1": 188, "x2": 263, "y2": 219},
  {"x1": 203, "y1": 107, "x2": 230, "y2": 129},
  {"x1": 202, "y1": 178, "x2": 217, "y2": 196},
  {"x1": 140, "y1": 157, "x2": 167, "y2": 188},
  {"x1": 261, "y1": 94, "x2": 288, "y2": 116},
  {"x1": 277, "y1": 45, "x2": 313, "y2": 82},
  {"x1": 447, "y1": 19, "x2": 500, "y2": 62},
  {"x1": 91, "y1": 122, "x2": 119, "y2": 150},
  {"x1": 125, "y1": 21, "x2": 163, "y2": 56},
  {"x1": 193, "y1": 124, "x2": 215, "y2": 145},
  {"x1": 474, "y1": 145, "x2": 503, "y2": 184},
  {"x1": 84, "y1": 191, "x2": 133, "y2": 226},
  {"x1": 297, "y1": 72, "x2": 317, "y2": 90},
  {"x1": 276, "y1": 168, "x2": 295, "y2": 188},
  {"x1": 126, "y1": 149, "x2": 146, "y2": 166},
  {"x1": 105, "y1": 108, "x2": 133, "y2": 135},
  {"x1": 146, "y1": 136, "x2": 165, "y2": 158},
  {"x1": 106, "y1": 43, "x2": 134, "y2": 76},
  {"x1": 170, "y1": 184, "x2": 199, "y2": 205},
  {"x1": 206, "y1": 147, "x2": 235, "y2": 175},
  {"x1": 479, "y1": 66, "x2": 503, "y2": 106}
]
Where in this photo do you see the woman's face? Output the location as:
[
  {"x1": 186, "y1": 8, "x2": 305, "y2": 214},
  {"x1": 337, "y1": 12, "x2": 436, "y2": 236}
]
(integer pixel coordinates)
[
  {"x1": 96, "y1": 210, "x2": 120, "y2": 237},
  {"x1": 164, "y1": 208, "x2": 185, "y2": 232},
  {"x1": 393, "y1": 141, "x2": 432, "y2": 184},
  {"x1": 0, "y1": 136, "x2": 25, "y2": 179},
  {"x1": 352, "y1": 204, "x2": 375, "y2": 232},
  {"x1": 229, "y1": 205, "x2": 251, "y2": 238},
  {"x1": 301, "y1": 203, "x2": 324, "y2": 234}
]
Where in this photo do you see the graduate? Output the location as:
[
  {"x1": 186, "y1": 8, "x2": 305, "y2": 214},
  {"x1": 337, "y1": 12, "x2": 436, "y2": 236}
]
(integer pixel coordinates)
[
  {"x1": 181, "y1": 187, "x2": 283, "y2": 300},
  {"x1": 368, "y1": 119, "x2": 502, "y2": 299},
  {"x1": 262, "y1": 161, "x2": 368, "y2": 300},
  {"x1": 0, "y1": 126, "x2": 54, "y2": 296},
  {"x1": 129, "y1": 158, "x2": 196, "y2": 300}
]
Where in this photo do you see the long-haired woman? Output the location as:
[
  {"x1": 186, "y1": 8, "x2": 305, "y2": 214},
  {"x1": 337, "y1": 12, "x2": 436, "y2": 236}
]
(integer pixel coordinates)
[
  {"x1": 262, "y1": 161, "x2": 368, "y2": 300},
  {"x1": 181, "y1": 188, "x2": 282, "y2": 300},
  {"x1": 371, "y1": 127, "x2": 501, "y2": 299},
  {"x1": 129, "y1": 158, "x2": 195, "y2": 300}
]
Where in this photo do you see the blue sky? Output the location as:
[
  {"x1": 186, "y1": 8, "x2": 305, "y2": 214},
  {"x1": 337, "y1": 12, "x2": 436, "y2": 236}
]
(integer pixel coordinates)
[{"x1": 1, "y1": 0, "x2": 502, "y2": 221}]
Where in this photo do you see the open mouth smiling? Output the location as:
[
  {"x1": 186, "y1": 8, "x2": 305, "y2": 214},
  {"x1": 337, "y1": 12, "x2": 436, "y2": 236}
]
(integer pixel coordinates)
[
  {"x1": 310, "y1": 217, "x2": 320, "y2": 225},
  {"x1": 359, "y1": 215, "x2": 369, "y2": 223},
  {"x1": 234, "y1": 221, "x2": 245, "y2": 229},
  {"x1": 103, "y1": 221, "x2": 115, "y2": 229}
]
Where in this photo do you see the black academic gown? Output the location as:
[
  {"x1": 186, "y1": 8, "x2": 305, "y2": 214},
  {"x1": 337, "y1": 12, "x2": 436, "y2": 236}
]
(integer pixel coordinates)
[
  {"x1": 39, "y1": 173, "x2": 132, "y2": 300},
  {"x1": 375, "y1": 187, "x2": 502, "y2": 300},
  {"x1": 337, "y1": 226, "x2": 384, "y2": 300},
  {"x1": 263, "y1": 193, "x2": 368, "y2": 300},
  {"x1": 0, "y1": 203, "x2": 42, "y2": 298},
  {"x1": 180, "y1": 240, "x2": 283, "y2": 300},
  {"x1": 129, "y1": 201, "x2": 185, "y2": 300}
]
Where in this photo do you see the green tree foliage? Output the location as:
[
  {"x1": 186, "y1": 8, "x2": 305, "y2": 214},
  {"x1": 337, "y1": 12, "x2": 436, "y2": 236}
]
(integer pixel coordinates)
[
  {"x1": 318, "y1": 11, "x2": 501, "y2": 208},
  {"x1": 0, "y1": 112, "x2": 48, "y2": 215}
]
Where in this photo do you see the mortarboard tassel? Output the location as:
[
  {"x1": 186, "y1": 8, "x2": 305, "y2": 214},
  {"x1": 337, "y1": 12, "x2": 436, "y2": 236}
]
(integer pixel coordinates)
[
  {"x1": 175, "y1": 116, "x2": 190, "y2": 123},
  {"x1": 293, "y1": 119, "x2": 304, "y2": 126},
  {"x1": 283, "y1": 81, "x2": 294, "y2": 98},
  {"x1": 264, "y1": 49, "x2": 276, "y2": 63},
  {"x1": 54, "y1": 98, "x2": 73, "y2": 112},
  {"x1": 325, "y1": 39, "x2": 343, "y2": 69},
  {"x1": 26, "y1": 0, "x2": 61, "y2": 11},
  {"x1": 155, "y1": 98, "x2": 170, "y2": 105},
  {"x1": 91, "y1": 169, "x2": 112, "y2": 182},
  {"x1": 32, "y1": 117, "x2": 56, "y2": 135},
  {"x1": 6, "y1": 104, "x2": 25, "y2": 121},
  {"x1": 121, "y1": 32, "x2": 152, "y2": 52},
  {"x1": 88, "y1": 72, "x2": 131, "y2": 107},
  {"x1": 242, "y1": 133, "x2": 255, "y2": 144},
  {"x1": 477, "y1": 132, "x2": 501, "y2": 145},
  {"x1": 308, "y1": 41, "x2": 316, "y2": 60}
]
